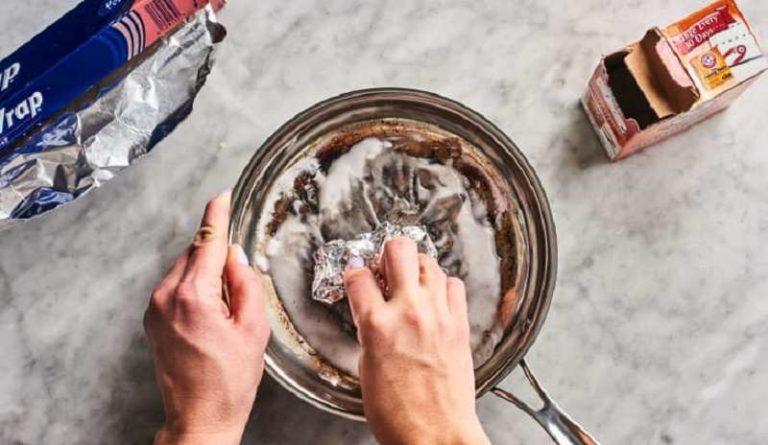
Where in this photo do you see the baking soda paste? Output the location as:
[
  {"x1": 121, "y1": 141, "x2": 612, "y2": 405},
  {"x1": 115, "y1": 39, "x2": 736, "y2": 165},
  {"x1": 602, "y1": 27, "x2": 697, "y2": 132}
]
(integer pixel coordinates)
[{"x1": 254, "y1": 119, "x2": 521, "y2": 379}]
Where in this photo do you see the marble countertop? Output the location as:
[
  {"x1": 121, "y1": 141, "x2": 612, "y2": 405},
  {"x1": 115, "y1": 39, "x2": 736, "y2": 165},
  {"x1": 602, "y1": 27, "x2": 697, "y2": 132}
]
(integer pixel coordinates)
[{"x1": 2, "y1": 1, "x2": 767, "y2": 444}]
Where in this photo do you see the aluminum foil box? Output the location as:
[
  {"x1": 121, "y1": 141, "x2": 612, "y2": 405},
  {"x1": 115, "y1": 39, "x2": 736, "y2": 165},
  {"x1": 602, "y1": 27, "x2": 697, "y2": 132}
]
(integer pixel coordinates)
[
  {"x1": 0, "y1": 3, "x2": 225, "y2": 227},
  {"x1": 582, "y1": 0, "x2": 766, "y2": 161},
  {"x1": 0, "y1": 0, "x2": 225, "y2": 153}
]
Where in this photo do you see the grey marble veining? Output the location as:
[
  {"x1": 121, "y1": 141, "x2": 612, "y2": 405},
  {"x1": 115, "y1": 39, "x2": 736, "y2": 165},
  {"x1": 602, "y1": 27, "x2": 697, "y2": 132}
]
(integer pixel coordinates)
[{"x1": 1, "y1": 1, "x2": 767, "y2": 444}]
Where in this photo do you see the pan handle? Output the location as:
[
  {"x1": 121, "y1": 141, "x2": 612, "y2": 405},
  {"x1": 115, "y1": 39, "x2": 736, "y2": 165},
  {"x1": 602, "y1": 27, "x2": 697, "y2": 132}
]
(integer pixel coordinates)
[{"x1": 491, "y1": 359, "x2": 600, "y2": 445}]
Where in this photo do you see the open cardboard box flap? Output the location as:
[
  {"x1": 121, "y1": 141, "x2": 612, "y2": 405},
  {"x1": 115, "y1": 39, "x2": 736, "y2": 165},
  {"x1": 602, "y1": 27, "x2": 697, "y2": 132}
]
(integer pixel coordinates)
[
  {"x1": 612, "y1": 28, "x2": 700, "y2": 128},
  {"x1": 582, "y1": 0, "x2": 765, "y2": 160}
]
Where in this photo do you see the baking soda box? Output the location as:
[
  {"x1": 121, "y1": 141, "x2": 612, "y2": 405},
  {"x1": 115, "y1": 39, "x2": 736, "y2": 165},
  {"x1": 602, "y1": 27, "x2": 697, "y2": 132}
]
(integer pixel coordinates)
[{"x1": 582, "y1": 0, "x2": 767, "y2": 160}]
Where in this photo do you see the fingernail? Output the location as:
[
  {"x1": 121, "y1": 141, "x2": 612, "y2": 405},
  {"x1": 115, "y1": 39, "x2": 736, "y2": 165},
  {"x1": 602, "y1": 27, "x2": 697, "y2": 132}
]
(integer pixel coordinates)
[
  {"x1": 233, "y1": 244, "x2": 249, "y2": 265},
  {"x1": 346, "y1": 255, "x2": 365, "y2": 270},
  {"x1": 220, "y1": 188, "x2": 233, "y2": 199}
]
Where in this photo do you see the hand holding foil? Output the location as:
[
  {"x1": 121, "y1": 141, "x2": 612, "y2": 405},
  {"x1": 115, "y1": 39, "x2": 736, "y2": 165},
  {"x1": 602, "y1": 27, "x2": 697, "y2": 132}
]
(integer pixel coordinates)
[
  {"x1": 312, "y1": 223, "x2": 438, "y2": 304},
  {"x1": 341, "y1": 237, "x2": 490, "y2": 444}
]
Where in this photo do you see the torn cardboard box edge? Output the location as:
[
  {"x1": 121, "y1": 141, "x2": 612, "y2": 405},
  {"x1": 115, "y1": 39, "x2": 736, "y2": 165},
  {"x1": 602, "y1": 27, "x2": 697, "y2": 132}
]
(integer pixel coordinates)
[{"x1": 581, "y1": 0, "x2": 767, "y2": 161}]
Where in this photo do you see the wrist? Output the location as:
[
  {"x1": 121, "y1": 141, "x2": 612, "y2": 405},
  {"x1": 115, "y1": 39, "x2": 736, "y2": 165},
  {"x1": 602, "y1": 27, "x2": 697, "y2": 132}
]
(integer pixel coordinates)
[
  {"x1": 430, "y1": 416, "x2": 488, "y2": 445},
  {"x1": 154, "y1": 424, "x2": 244, "y2": 445},
  {"x1": 460, "y1": 419, "x2": 491, "y2": 445},
  {"x1": 448, "y1": 417, "x2": 490, "y2": 445},
  {"x1": 398, "y1": 417, "x2": 488, "y2": 445}
]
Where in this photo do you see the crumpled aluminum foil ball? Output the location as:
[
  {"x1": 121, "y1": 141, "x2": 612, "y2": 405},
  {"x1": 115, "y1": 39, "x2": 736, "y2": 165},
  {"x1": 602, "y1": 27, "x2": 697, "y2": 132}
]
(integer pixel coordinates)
[{"x1": 311, "y1": 222, "x2": 438, "y2": 304}]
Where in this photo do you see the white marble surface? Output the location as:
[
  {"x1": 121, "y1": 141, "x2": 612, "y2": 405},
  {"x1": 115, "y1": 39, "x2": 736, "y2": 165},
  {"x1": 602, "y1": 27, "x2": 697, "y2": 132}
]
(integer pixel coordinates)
[{"x1": 1, "y1": 0, "x2": 767, "y2": 444}]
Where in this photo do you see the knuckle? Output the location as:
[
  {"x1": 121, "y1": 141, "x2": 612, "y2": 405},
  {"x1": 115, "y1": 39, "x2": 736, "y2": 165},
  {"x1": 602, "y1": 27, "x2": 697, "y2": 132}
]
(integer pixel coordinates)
[
  {"x1": 145, "y1": 287, "x2": 170, "y2": 331},
  {"x1": 402, "y1": 307, "x2": 428, "y2": 331},
  {"x1": 173, "y1": 282, "x2": 202, "y2": 308},
  {"x1": 435, "y1": 312, "x2": 452, "y2": 332},
  {"x1": 361, "y1": 310, "x2": 387, "y2": 332},
  {"x1": 175, "y1": 296, "x2": 199, "y2": 312},
  {"x1": 148, "y1": 288, "x2": 165, "y2": 310},
  {"x1": 175, "y1": 281, "x2": 198, "y2": 299}
]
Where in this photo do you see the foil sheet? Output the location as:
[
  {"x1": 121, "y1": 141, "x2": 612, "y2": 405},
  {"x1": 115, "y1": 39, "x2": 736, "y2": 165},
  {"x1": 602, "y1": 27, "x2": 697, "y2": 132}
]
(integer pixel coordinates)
[
  {"x1": 0, "y1": 9, "x2": 225, "y2": 230},
  {"x1": 312, "y1": 222, "x2": 438, "y2": 304}
]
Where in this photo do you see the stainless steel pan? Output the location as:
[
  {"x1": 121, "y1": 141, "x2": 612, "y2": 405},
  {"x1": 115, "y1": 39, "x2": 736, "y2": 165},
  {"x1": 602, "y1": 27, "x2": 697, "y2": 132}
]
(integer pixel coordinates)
[{"x1": 230, "y1": 88, "x2": 599, "y2": 444}]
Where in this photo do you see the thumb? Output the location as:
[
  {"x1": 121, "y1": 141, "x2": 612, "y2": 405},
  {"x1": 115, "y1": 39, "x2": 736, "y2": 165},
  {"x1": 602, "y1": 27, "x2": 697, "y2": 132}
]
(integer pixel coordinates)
[{"x1": 225, "y1": 244, "x2": 267, "y2": 333}]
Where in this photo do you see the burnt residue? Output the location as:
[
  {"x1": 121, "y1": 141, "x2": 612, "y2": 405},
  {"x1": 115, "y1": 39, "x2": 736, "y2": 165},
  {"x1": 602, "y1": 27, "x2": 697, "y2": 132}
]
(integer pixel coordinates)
[{"x1": 261, "y1": 118, "x2": 523, "y2": 378}]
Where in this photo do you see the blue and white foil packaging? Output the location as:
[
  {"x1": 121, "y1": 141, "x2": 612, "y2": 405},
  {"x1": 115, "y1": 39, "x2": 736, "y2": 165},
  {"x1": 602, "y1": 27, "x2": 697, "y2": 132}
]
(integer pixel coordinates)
[{"x1": 0, "y1": 8, "x2": 224, "y2": 229}]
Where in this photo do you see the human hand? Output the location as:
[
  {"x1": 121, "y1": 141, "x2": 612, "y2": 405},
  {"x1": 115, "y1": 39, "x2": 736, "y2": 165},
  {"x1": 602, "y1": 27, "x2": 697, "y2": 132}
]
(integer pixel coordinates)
[
  {"x1": 144, "y1": 190, "x2": 270, "y2": 445},
  {"x1": 343, "y1": 237, "x2": 490, "y2": 445}
]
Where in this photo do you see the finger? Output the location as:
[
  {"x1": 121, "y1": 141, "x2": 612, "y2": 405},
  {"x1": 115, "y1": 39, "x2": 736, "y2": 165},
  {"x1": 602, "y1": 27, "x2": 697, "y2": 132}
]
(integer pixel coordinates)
[
  {"x1": 381, "y1": 237, "x2": 420, "y2": 298},
  {"x1": 185, "y1": 190, "x2": 232, "y2": 283},
  {"x1": 418, "y1": 254, "x2": 448, "y2": 309},
  {"x1": 147, "y1": 249, "x2": 191, "y2": 320},
  {"x1": 225, "y1": 244, "x2": 268, "y2": 334},
  {"x1": 343, "y1": 257, "x2": 385, "y2": 327},
  {"x1": 157, "y1": 248, "x2": 191, "y2": 293},
  {"x1": 446, "y1": 276, "x2": 468, "y2": 320}
]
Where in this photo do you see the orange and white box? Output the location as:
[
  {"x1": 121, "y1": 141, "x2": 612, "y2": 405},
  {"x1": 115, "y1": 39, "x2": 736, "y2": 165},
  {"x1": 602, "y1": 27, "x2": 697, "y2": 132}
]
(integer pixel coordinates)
[{"x1": 581, "y1": 0, "x2": 767, "y2": 160}]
